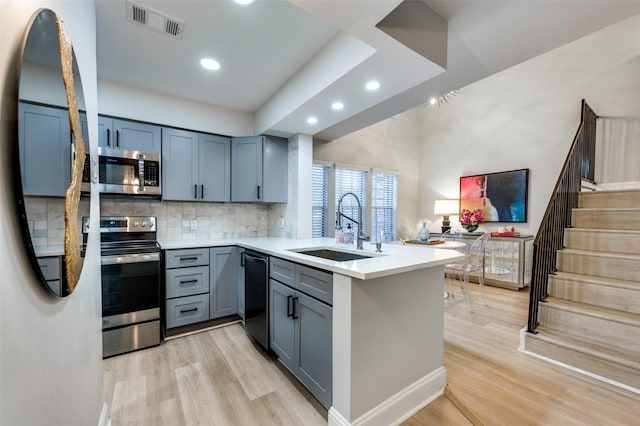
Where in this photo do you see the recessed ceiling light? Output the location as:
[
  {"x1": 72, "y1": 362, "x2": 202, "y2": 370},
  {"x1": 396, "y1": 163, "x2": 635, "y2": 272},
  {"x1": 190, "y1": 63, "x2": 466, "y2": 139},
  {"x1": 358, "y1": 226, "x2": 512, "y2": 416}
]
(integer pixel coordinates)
[
  {"x1": 429, "y1": 97, "x2": 437, "y2": 105},
  {"x1": 200, "y1": 58, "x2": 220, "y2": 71},
  {"x1": 233, "y1": 0, "x2": 255, "y2": 5},
  {"x1": 307, "y1": 116, "x2": 318, "y2": 125},
  {"x1": 365, "y1": 80, "x2": 380, "y2": 91},
  {"x1": 331, "y1": 101, "x2": 344, "y2": 111}
]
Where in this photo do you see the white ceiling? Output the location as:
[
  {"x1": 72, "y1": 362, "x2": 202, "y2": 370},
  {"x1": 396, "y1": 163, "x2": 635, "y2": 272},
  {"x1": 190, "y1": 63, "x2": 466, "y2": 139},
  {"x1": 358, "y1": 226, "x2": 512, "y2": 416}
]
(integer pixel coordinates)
[{"x1": 95, "y1": 0, "x2": 640, "y2": 141}]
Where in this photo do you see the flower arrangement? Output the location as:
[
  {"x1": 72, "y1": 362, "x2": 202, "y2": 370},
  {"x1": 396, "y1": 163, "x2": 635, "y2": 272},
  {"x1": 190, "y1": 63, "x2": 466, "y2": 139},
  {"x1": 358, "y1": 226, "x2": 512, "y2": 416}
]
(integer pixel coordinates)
[{"x1": 460, "y1": 208, "x2": 484, "y2": 232}]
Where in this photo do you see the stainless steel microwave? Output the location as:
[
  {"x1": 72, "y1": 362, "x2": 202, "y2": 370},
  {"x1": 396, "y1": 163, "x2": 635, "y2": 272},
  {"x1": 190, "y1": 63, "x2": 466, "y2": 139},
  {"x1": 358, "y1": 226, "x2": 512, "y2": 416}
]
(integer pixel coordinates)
[{"x1": 82, "y1": 147, "x2": 161, "y2": 196}]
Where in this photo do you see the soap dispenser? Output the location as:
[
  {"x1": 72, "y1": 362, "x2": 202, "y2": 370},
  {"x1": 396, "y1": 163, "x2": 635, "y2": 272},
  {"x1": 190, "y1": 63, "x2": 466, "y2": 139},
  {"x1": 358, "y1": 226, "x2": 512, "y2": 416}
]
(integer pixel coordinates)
[
  {"x1": 344, "y1": 223, "x2": 354, "y2": 244},
  {"x1": 418, "y1": 222, "x2": 430, "y2": 241},
  {"x1": 335, "y1": 221, "x2": 344, "y2": 243}
]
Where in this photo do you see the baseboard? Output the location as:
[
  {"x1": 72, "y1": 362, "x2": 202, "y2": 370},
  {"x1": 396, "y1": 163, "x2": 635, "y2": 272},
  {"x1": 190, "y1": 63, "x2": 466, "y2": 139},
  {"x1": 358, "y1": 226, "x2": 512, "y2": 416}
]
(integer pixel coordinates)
[
  {"x1": 98, "y1": 402, "x2": 110, "y2": 426},
  {"x1": 596, "y1": 181, "x2": 640, "y2": 191},
  {"x1": 328, "y1": 367, "x2": 447, "y2": 426}
]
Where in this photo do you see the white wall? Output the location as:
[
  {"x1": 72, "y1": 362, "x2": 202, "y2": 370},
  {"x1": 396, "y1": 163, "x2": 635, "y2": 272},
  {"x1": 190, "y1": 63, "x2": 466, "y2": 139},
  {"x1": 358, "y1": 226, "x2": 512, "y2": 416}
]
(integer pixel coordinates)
[
  {"x1": 1, "y1": 1, "x2": 103, "y2": 425},
  {"x1": 98, "y1": 79, "x2": 254, "y2": 137}
]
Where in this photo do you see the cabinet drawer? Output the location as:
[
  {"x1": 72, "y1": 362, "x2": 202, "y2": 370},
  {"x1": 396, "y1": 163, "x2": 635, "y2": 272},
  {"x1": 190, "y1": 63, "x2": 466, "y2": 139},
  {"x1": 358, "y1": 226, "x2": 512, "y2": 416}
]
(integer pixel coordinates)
[
  {"x1": 296, "y1": 265, "x2": 333, "y2": 305},
  {"x1": 270, "y1": 257, "x2": 295, "y2": 286},
  {"x1": 166, "y1": 266, "x2": 209, "y2": 299},
  {"x1": 166, "y1": 294, "x2": 210, "y2": 328},
  {"x1": 37, "y1": 256, "x2": 61, "y2": 281},
  {"x1": 165, "y1": 248, "x2": 209, "y2": 268}
]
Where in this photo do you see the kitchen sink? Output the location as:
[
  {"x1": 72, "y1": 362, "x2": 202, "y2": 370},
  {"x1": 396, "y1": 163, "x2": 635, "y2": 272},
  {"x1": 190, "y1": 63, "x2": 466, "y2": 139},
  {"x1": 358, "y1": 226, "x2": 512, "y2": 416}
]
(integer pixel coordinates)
[{"x1": 291, "y1": 248, "x2": 375, "y2": 262}]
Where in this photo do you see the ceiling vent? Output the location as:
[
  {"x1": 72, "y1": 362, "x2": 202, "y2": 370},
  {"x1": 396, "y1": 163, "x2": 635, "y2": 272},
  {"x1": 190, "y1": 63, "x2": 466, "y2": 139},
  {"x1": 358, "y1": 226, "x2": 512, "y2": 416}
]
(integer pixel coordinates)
[{"x1": 126, "y1": 0, "x2": 185, "y2": 40}]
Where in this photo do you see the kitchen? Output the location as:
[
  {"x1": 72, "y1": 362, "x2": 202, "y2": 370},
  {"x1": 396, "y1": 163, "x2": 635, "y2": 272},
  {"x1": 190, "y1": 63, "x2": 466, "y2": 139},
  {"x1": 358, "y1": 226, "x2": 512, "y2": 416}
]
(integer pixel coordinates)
[{"x1": 3, "y1": 1, "x2": 640, "y2": 426}]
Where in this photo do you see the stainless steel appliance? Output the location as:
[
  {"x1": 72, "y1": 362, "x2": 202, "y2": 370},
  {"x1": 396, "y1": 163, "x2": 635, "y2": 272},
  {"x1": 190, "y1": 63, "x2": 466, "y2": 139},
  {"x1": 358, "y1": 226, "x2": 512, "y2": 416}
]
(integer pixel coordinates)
[
  {"x1": 83, "y1": 216, "x2": 161, "y2": 358},
  {"x1": 244, "y1": 251, "x2": 269, "y2": 350},
  {"x1": 81, "y1": 147, "x2": 161, "y2": 196}
]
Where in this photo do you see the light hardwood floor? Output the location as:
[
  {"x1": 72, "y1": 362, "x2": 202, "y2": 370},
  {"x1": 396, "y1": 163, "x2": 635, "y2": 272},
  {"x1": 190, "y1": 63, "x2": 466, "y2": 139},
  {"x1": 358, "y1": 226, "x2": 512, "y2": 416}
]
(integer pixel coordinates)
[{"x1": 104, "y1": 283, "x2": 640, "y2": 425}]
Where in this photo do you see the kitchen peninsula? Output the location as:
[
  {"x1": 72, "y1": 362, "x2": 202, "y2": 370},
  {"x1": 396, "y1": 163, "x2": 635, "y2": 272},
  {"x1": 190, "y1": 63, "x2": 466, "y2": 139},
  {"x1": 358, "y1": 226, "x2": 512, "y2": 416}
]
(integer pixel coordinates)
[{"x1": 161, "y1": 237, "x2": 464, "y2": 425}]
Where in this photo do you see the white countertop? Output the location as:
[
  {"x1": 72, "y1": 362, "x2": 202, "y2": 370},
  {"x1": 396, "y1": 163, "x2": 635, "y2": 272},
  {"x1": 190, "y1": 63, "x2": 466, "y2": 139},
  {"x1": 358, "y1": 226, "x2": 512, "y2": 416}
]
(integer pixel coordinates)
[
  {"x1": 159, "y1": 237, "x2": 464, "y2": 280},
  {"x1": 34, "y1": 245, "x2": 65, "y2": 257}
]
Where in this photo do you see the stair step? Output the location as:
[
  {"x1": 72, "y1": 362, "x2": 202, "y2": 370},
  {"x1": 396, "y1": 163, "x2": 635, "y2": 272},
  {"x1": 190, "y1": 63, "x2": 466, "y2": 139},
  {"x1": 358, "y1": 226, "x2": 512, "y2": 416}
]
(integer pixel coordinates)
[
  {"x1": 564, "y1": 228, "x2": 640, "y2": 254},
  {"x1": 557, "y1": 248, "x2": 640, "y2": 281},
  {"x1": 538, "y1": 297, "x2": 640, "y2": 353},
  {"x1": 524, "y1": 327, "x2": 640, "y2": 389},
  {"x1": 549, "y1": 272, "x2": 640, "y2": 315},
  {"x1": 572, "y1": 208, "x2": 640, "y2": 230},
  {"x1": 579, "y1": 189, "x2": 640, "y2": 209}
]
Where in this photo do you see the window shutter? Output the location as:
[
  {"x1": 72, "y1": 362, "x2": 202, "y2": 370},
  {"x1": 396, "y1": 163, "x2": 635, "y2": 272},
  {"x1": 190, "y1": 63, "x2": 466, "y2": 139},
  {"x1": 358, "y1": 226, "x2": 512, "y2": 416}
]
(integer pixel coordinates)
[
  {"x1": 312, "y1": 164, "x2": 329, "y2": 237},
  {"x1": 371, "y1": 172, "x2": 397, "y2": 242}
]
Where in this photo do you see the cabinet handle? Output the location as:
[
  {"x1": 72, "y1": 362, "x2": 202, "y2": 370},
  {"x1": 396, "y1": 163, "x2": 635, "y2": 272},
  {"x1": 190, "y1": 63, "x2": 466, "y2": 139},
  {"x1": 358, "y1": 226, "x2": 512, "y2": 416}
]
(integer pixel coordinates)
[
  {"x1": 106, "y1": 128, "x2": 111, "y2": 147},
  {"x1": 201, "y1": 184, "x2": 204, "y2": 199},
  {"x1": 287, "y1": 295, "x2": 293, "y2": 318},
  {"x1": 257, "y1": 185, "x2": 261, "y2": 200},
  {"x1": 240, "y1": 252, "x2": 245, "y2": 267},
  {"x1": 292, "y1": 296, "x2": 299, "y2": 319},
  {"x1": 116, "y1": 130, "x2": 120, "y2": 148},
  {"x1": 180, "y1": 307, "x2": 198, "y2": 314},
  {"x1": 179, "y1": 279, "x2": 198, "y2": 285},
  {"x1": 194, "y1": 184, "x2": 197, "y2": 199},
  {"x1": 179, "y1": 256, "x2": 198, "y2": 262}
]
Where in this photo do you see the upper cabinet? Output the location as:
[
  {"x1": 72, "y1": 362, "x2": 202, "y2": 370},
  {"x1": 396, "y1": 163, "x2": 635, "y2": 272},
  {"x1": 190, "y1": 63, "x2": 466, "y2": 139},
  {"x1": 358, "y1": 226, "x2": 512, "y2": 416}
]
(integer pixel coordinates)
[
  {"x1": 98, "y1": 117, "x2": 161, "y2": 154},
  {"x1": 162, "y1": 127, "x2": 231, "y2": 202},
  {"x1": 18, "y1": 103, "x2": 71, "y2": 197},
  {"x1": 231, "y1": 135, "x2": 288, "y2": 203}
]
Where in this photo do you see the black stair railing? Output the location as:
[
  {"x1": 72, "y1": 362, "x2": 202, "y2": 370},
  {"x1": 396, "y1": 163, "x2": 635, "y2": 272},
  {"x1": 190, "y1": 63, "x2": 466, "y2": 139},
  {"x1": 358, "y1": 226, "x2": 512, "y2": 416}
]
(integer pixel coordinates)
[{"x1": 527, "y1": 100, "x2": 597, "y2": 332}]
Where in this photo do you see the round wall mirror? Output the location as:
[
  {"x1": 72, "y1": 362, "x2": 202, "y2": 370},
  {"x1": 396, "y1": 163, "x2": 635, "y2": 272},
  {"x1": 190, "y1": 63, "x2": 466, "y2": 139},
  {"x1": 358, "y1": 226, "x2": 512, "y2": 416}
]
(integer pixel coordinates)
[{"x1": 17, "y1": 8, "x2": 90, "y2": 297}]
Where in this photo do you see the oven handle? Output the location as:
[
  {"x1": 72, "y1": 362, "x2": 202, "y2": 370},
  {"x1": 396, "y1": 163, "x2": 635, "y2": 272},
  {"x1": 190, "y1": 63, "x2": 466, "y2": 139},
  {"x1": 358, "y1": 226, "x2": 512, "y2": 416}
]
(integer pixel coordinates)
[{"x1": 101, "y1": 252, "x2": 160, "y2": 265}]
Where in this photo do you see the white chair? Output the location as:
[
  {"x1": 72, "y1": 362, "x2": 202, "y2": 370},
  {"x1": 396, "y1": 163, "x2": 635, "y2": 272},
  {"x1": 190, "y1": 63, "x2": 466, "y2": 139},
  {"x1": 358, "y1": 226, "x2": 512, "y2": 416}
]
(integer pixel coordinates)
[{"x1": 444, "y1": 232, "x2": 490, "y2": 312}]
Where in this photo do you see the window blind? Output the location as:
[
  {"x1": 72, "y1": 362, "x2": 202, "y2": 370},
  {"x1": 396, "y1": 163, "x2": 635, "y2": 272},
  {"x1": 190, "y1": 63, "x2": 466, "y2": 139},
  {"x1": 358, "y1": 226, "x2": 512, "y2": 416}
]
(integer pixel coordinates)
[
  {"x1": 312, "y1": 163, "x2": 329, "y2": 237},
  {"x1": 335, "y1": 167, "x2": 367, "y2": 238},
  {"x1": 372, "y1": 172, "x2": 397, "y2": 242}
]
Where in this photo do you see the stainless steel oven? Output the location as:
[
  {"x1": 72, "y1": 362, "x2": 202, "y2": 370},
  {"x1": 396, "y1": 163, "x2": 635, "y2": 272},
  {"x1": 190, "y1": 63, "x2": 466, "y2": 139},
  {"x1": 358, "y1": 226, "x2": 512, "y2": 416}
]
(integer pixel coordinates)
[
  {"x1": 81, "y1": 148, "x2": 161, "y2": 196},
  {"x1": 83, "y1": 216, "x2": 161, "y2": 358}
]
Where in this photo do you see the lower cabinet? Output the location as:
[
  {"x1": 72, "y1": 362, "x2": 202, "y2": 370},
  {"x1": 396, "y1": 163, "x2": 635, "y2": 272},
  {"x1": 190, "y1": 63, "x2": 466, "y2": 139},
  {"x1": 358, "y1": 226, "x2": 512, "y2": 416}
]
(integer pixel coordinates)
[
  {"x1": 269, "y1": 260, "x2": 332, "y2": 408},
  {"x1": 165, "y1": 246, "x2": 237, "y2": 330},
  {"x1": 37, "y1": 255, "x2": 62, "y2": 296}
]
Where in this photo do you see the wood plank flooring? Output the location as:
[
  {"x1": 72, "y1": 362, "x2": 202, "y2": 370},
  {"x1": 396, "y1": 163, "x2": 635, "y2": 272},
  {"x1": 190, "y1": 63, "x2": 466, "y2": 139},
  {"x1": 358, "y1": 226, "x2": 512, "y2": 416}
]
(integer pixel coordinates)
[{"x1": 104, "y1": 283, "x2": 640, "y2": 425}]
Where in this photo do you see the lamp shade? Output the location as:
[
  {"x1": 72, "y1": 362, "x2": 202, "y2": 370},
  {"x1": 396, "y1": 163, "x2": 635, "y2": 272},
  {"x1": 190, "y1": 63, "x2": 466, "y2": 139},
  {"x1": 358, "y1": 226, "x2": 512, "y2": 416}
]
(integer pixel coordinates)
[{"x1": 434, "y1": 199, "x2": 459, "y2": 215}]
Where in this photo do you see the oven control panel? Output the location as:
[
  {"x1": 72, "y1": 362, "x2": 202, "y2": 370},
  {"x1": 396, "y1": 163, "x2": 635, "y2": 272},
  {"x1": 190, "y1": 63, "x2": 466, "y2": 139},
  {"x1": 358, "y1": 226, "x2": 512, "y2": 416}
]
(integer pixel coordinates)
[{"x1": 82, "y1": 216, "x2": 157, "y2": 234}]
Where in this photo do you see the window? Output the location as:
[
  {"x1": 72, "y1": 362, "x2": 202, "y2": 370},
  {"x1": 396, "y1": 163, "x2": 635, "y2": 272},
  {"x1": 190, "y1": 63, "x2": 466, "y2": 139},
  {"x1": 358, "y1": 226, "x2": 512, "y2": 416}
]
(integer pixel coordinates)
[
  {"x1": 311, "y1": 163, "x2": 398, "y2": 242},
  {"x1": 311, "y1": 163, "x2": 329, "y2": 237},
  {"x1": 371, "y1": 171, "x2": 398, "y2": 242},
  {"x1": 335, "y1": 166, "x2": 367, "y2": 239}
]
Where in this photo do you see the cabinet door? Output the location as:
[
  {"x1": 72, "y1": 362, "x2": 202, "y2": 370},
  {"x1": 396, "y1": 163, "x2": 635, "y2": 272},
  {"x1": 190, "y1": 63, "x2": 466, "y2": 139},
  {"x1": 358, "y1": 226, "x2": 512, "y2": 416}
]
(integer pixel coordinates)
[
  {"x1": 199, "y1": 134, "x2": 231, "y2": 202},
  {"x1": 113, "y1": 119, "x2": 161, "y2": 153},
  {"x1": 231, "y1": 136, "x2": 263, "y2": 202},
  {"x1": 210, "y1": 247, "x2": 238, "y2": 319},
  {"x1": 262, "y1": 135, "x2": 288, "y2": 202},
  {"x1": 18, "y1": 103, "x2": 70, "y2": 197},
  {"x1": 295, "y1": 292, "x2": 332, "y2": 408},
  {"x1": 162, "y1": 128, "x2": 199, "y2": 201},
  {"x1": 237, "y1": 248, "x2": 246, "y2": 320},
  {"x1": 97, "y1": 116, "x2": 114, "y2": 148},
  {"x1": 269, "y1": 279, "x2": 296, "y2": 371}
]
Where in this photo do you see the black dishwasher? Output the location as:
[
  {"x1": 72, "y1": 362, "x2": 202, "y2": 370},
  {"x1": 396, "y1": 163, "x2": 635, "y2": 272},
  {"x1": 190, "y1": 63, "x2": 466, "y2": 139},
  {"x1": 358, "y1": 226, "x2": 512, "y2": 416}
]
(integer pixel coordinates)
[{"x1": 244, "y1": 251, "x2": 269, "y2": 350}]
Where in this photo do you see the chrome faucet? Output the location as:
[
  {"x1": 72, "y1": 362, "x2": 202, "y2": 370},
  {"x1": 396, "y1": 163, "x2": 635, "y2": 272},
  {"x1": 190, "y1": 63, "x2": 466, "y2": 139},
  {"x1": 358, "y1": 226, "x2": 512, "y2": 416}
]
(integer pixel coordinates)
[{"x1": 337, "y1": 192, "x2": 367, "y2": 249}]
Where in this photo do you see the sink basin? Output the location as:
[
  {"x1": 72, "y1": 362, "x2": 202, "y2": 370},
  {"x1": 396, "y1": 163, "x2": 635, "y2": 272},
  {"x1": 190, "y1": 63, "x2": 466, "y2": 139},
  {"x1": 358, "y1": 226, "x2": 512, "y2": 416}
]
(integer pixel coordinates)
[{"x1": 292, "y1": 248, "x2": 374, "y2": 262}]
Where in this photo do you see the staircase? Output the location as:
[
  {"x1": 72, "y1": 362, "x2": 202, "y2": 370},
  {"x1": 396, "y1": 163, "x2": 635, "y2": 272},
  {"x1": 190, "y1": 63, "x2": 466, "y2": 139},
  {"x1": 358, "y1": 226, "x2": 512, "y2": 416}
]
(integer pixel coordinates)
[{"x1": 524, "y1": 189, "x2": 640, "y2": 391}]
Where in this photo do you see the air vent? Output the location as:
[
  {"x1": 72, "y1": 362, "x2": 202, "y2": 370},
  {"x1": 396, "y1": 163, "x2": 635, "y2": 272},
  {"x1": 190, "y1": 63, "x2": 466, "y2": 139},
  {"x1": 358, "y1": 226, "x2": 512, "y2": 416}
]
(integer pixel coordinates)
[{"x1": 126, "y1": 0, "x2": 185, "y2": 40}]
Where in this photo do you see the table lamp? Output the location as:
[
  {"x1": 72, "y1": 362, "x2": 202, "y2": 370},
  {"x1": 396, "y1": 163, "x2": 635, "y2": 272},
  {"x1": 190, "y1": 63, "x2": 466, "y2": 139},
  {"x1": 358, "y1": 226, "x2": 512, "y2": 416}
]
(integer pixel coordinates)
[{"x1": 434, "y1": 199, "x2": 459, "y2": 233}]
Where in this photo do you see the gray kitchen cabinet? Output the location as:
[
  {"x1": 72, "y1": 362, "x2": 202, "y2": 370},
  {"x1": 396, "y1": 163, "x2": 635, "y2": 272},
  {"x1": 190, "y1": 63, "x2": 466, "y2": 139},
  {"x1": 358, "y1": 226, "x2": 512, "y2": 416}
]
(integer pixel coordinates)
[
  {"x1": 164, "y1": 248, "x2": 210, "y2": 329},
  {"x1": 18, "y1": 102, "x2": 71, "y2": 197},
  {"x1": 98, "y1": 116, "x2": 161, "y2": 153},
  {"x1": 237, "y1": 247, "x2": 246, "y2": 320},
  {"x1": 37, "y1": 255, "x2": 62, "y2": 297},
  {"x1": 162, "y1": 127, "x2": 231, "y2": 202},
  {"x1": 231, "y1": 135, "x2": 288, "y2": 202},
  {"x1": 268, "y1": 257, "x2": 332, "y2": 408},
  {"x1": 210, "y1": 247, "x2": 237, "y2": 319}
]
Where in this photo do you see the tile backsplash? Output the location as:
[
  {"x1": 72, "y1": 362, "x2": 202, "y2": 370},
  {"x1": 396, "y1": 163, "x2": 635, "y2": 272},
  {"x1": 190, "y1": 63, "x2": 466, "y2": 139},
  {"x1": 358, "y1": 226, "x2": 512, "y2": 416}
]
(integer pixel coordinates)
[{"x1": 25, "y1": 197, "x2": 288, "y2": 247}]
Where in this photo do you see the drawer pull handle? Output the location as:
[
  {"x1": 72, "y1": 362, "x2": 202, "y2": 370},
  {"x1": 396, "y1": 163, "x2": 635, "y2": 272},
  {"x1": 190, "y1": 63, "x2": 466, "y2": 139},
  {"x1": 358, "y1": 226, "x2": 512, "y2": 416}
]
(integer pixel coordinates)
[
  {"x1": 180, "y1": 307, "x2": 198, "y2": 314},
  {"x1": 179, "y1": 257, "x2": 198, "y2": 262},
  {"x1": 179, "y1": 279, "x2": 198, "y2": 285}
]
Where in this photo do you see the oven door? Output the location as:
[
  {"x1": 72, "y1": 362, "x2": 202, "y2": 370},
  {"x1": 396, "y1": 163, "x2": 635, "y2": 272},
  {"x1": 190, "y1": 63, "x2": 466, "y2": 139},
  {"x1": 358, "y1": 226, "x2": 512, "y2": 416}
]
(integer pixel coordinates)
[{"x1": 101, "y1": 252, "x2": 160, "y2": 329}]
